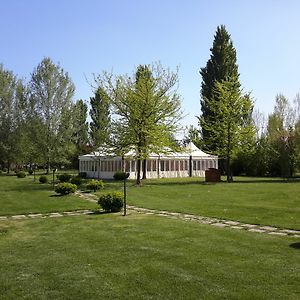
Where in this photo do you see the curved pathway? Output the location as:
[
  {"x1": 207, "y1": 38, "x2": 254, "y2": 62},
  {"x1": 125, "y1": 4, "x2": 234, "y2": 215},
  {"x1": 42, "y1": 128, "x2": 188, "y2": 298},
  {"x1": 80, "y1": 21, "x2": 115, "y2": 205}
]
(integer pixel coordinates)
[{"x1": 0, "y1": 191, "x2": 299, "y2": 239}]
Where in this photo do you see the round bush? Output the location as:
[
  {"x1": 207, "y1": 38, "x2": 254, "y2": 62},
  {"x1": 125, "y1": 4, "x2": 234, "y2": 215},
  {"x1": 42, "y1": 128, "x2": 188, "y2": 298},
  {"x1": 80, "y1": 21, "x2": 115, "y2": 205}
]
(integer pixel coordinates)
[
  {"x1": 70, "y1": 176, "x2": 82, "y2": 186},
  {"x1": 17, "y1": 171, "x2": 26, "y2": 178},
  {"x1": 39, "y1": 175, "x2": 48, "y2": 184},
  {"x1": 28, "y1": 169, "x2": 34, "y2": 175},
  {"x1": 57, "y1": 173, "x2": 72, "y2": 182},
  {"x1": 86, "y1": 179, "x2": 104, "y2": 191},
  {"x1": 2, "y1": 168, "x2": 8, "y2": 173},
  {"x1": 55, "y1": 182, "x2": 77, "y2": 195},
  {"x1": 113, "y1": 171, "x2": 129, "y2": 181},
  {"x1": 98, "y1": 192, "x2": 124, "y2": 212}
]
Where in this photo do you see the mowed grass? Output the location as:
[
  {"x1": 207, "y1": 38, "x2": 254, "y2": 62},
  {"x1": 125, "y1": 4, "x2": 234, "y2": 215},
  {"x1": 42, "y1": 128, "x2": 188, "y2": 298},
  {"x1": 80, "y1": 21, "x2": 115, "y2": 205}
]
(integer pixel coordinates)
[
  {"x1": 98, "y1": 177, "x2": 300, "y2": 230},
  {"x1": 0, "y1": 175, "x2": 97, "y2": 216},
  {"x1": 0, "y1": 213, "x2": 299, "y2": 300}
]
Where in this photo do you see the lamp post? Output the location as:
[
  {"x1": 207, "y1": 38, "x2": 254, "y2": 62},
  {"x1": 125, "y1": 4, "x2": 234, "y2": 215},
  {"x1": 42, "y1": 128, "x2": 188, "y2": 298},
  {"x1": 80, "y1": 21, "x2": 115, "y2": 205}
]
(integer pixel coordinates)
[{"x1": 123, "y1": 172, "x2": 130, "y2": 216}]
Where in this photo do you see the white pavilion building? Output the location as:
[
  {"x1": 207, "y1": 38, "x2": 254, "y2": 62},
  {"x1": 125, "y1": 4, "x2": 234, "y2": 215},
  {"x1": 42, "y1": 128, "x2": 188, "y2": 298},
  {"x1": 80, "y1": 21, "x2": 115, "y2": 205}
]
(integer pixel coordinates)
[{"x1": 78, "y1": 142, "x2": 218, "y2": 179}]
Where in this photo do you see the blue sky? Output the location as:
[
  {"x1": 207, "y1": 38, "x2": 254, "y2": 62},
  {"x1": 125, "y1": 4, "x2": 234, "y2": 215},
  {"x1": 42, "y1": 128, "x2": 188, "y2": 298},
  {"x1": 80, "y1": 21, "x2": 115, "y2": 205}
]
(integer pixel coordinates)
[{"x1": 1, "y1": 0, "x2": 300, "y2": 131}]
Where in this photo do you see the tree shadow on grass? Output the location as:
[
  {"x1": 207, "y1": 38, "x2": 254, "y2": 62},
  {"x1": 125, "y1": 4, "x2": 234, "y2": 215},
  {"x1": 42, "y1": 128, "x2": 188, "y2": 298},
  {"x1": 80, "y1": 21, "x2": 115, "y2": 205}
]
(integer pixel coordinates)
[{"x1": 289, "y1": 242, "x2": 300, "y2": 249}]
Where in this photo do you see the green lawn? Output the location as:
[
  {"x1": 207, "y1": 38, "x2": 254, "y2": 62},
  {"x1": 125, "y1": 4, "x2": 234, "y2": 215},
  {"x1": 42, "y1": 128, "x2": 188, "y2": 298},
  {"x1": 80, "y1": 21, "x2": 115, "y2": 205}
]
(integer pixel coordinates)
[
  {"x1": 0, "y1": 214, "x2": 299, "y2": 300},
  {"x1": 97, "y1": 177, "x2": 300, "y2": 230},
  {"x1": 0, "y1": 175, "x2": 97, "y2": 216}
]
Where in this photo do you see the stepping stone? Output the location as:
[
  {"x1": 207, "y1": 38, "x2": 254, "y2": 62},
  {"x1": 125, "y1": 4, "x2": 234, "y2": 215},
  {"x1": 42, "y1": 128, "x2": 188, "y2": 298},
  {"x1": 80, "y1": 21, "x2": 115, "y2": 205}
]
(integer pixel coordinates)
[
  {"x1": 280, "y1": 229, "x2": 300, "y2": 234},
  {"x1": 28, "y1": 214, "x2": 43, "y2": 218},
  {"x1": 241, "y1": 224, "x2": 257, "y2": 228},
  {"x1": 211, "y1": 223, "x2": 228, "y2": 227},
  {"x1": 230, "y1": 226, "x2": 244, "y2": 230},
  {"x1": 291, "y1": 234, "x2": 300, "y2": 238},
  {"x1": 48, "y1": 213, "x2": 63, "y2": 218},
  {"x1": 248, "y1": 228, "x2": 265, "y2": 233},
  {"x1": 11, "y1": 215, "x2": 27, "y2": 219},
  {"x1": 259, "y1": 226, "x2": 278, "y2": 231},
  {"x1": 225, "y1": 221, "x2": 240, "y2": 226},
  {"x1": 0, "y1": 216, "x2": 8, "y2": 220},
  {"x1": 268, "y1": 232, "x2": 287, "y2": 236}
]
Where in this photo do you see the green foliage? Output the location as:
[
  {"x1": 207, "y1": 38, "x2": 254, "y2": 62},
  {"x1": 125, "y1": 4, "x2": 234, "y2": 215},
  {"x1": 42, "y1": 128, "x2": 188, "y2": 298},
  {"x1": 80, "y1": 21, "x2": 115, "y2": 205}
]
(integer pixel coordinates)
[
  {"x1": 96, "y1": 63, "x2": 182, "y2": 185},
  {"x1": 86, "y1": 179, "x2": 104, "y2": 191},
  {"x1": 16, "y1": 171, "x2": 26, "y2": 178},
  {"x1": 200, "y1": 25, "x2": 241, "y2": 152},
  {"x1": 113, "y1": 171, "x2": 128, "y2": 181},
  {"x1": 90, "y1": 87, "x2": 111, "y2": 148},
  {"x1": 79, "y1": 172, "x2": 87, "y2": 179},
  {"x1": 57, "y1": 173, "x2": 72, "y2": 182},
  {"x1": 70, "y1": 176, "x2": 82, "y2": 186},
  {"x1": 28, "y1": 169, "x2": 33, "y2": 175},
  {"x1": 55, "y1": 182, "x2": 77, "y2": 195},
  {"x1": 2, "y1": 168, "x2": 8, "y2": 173},
  {"x1": 39, "y1": 175, "x2": 48, "y2": 184},
  {"x1": 98, "y1": 192, "x2": 123, "y2": 212}
]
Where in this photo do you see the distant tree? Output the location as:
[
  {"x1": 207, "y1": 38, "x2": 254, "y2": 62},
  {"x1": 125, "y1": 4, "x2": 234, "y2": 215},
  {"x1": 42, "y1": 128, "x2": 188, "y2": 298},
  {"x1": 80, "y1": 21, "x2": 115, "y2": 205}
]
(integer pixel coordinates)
[
  {"x1": 96, "y1": 63, "x2": 182, "y2": 185},
  {"x1": 29, "y1": 57, "x2": 75, "y2": 172},
  {"x1": 200, "y1": 77, "x2": 255, "y2": 182},
  {"x1": 199, "y1": 25, "x2": 240, "y2": 152},
  {"x1": 90, "y1": 87, "x2": 111, "y2": 149}
]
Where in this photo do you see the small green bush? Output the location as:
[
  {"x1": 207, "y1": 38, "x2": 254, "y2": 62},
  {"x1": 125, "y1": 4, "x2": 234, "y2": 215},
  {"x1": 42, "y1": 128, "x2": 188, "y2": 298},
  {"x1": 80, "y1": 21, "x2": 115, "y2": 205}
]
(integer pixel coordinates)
[
  {"x1": 57, "y1": 173, "x2": 72, "y2": 182},
  {"x1": 113, "y1": 171, "x2": 129, "y2": 181},
  {"x1": 79, "y1": 172, "x2": 87, "y2": 179},
  {"x1": 55, "y1": 182, "x2": 77, "y2": 195},
  {"x1": 86, "y1": 179, "x2": 104, "y2": 191},
  {"x1": 17, "y1": 171, "x2": 26, "y2": 178},
  {"x1": 70, "y1": 176, "x2": 82, "y2": 186},
  {"x1": 98, "y1": 192, "x2": 124, "y2": 212},
  {"x1": 39, "y1": 175, "x2": 48, "y2": 184},
  {"x1": 0, "y1": 170, "x2": 2, "y2": 174},
  {"x1": 28, "y1": 169, "x2": 33, "y2": 175},
  {"x1": 2, "y1": 168, "x2": 8, "y2": 173}
]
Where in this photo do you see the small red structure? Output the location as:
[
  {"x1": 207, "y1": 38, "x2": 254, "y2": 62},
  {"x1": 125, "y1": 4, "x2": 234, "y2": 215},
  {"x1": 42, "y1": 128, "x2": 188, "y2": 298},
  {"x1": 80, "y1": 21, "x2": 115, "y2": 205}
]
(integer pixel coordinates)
[{"x1": 205, "y1": 168, "x2": 221, "y2": 182}]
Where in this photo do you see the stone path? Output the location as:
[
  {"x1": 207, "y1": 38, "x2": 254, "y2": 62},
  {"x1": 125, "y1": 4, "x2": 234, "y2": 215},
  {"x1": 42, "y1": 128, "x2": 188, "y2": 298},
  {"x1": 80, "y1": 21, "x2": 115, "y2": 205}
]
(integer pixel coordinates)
[{"x1": 1, "y1": 190, "x2": 299, "y2": 239}]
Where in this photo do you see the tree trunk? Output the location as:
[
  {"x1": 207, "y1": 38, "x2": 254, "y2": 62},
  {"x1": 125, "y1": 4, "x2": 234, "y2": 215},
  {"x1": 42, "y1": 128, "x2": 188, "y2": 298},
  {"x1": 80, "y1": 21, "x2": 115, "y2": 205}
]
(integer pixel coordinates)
[
  {"x1": 136, "y1": 159, "x2": 141, "y2": 185},
  {"x1": 142, "y1": 159, "x2": 147, "y2": 179}
]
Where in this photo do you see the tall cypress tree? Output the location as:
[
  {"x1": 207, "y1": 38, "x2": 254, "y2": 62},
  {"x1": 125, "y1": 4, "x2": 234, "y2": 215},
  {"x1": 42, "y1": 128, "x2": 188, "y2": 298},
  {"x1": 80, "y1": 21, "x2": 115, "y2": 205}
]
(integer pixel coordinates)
[
  {"x1": 200, "y1": 25, "x2": 240, "y2": 152},
  {"x1": 89, "y1": 87, "x2": 110, "y2": 149}
]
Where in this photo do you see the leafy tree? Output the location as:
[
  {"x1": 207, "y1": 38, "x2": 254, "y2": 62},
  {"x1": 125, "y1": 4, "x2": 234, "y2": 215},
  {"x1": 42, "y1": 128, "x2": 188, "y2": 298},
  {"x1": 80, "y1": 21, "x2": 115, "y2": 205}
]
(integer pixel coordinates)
[
  {"x1": 199, "y1": 25, "x2": 240, "y2": 152},
  {"x1": 200, "y1": 77, "x2": 254, "y2": 182},
  {"x1": 96, "y1": 63, "x2": 182, "y2": 185},
  {"x1": 29, "y1": 57, "x2": 75, "y2": 172},
  {"x1": 90, "y1": 87, "x2": 111, "y2": 149}
]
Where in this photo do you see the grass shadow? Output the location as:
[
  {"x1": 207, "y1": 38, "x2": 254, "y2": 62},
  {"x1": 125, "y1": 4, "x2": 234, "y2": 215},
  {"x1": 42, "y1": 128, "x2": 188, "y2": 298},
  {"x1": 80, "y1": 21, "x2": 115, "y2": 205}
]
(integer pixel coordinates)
[{"x1": 289, "y1": 242, "x2": 300, "y2": 249}]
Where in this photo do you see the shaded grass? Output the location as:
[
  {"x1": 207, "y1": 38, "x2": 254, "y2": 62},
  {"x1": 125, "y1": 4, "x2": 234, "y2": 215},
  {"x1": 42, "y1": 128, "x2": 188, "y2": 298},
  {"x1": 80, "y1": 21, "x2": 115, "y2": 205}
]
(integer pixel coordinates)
[
  {"x1": 96, "y1": 176, "x2": 300, "y2": 230},
  {"x1": 0, "y1": 176, "x2": 97, "y2": 216},
  {"x1": 0, "y1": 214, "x2": 299, "y2": 299}
]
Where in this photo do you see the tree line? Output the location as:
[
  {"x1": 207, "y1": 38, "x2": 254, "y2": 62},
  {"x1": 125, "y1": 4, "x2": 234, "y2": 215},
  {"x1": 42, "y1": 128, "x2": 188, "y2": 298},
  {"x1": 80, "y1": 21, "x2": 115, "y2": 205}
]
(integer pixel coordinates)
[{"x1": 1, "y1": 25, "x2": 300, "y2": 181}]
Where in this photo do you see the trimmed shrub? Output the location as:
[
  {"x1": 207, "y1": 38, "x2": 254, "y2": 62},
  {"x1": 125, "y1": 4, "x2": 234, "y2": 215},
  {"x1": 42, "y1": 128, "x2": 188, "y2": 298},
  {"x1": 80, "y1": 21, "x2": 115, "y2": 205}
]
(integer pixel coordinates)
[
  {"x1": 86, "y1": 179, "x2": 104, "y2": 191},
  {"x1": 55, "y1": 182, "x2": 77, "y2": 195},
  {"x1": 70, "y1": 176, "x2": 82, "y2": 186},
  {"x1": 39, "y1": 175, "x2": 48, "y2": 184},
  {"x1": 28, "y1": 169, "x2": 34, "y2": 175},
  {"x1": 57, "y1": 173, "x2": 72, "y2": 183},
  {"x1": 2, "y1": 168, "x2": 8, "y2": 173},
  {"x1": 79, "y1": 172, "x2": 87, "y2": 179},
  {"x1": 17, "y1": 171, "x2": 26, "y2": 178},
  {"x1": 113, "y1": 171, "x2": 128, "y2": 181},
  {"x1": 0, "y1": 170, "x2": 2, "y2": 174},
  {"x1": 98, "y1": 192, "x2": 124, "y2": 212}
]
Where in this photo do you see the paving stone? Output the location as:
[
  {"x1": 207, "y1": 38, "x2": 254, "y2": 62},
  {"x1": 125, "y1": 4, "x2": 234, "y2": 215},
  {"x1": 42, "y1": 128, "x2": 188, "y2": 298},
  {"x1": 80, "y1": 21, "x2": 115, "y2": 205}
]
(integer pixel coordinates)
[
  {"x1": 259, "y1": 226, "x2": 278, "y2": 231},
  {"x1": 225, "y1": 221, "x2": 240, "y2": 226},
  {"x1": 48, "y1": 213, "x2": 63, "y2": 218},
  {"x1": 268, "y1": 232, "x2": 287, "y2": 236},
  {"x1": 241, "y1": 224, "x2": 257, "y2": 228},
  {"x1": 28, "y1": 214, "x2": 43, "y2": 218},
  {"x1": 280, "y1": 229, "x2": 300, "y2": 234},
  {"x1": 230, "y1": 226, "x2": 244, "y2": 230},
  {"x1": 291, "y1": 234, "x2": 300, "y2": 238},
  {"x1": 211, "y1": 223, "x2": 228, "y2": 228},
  {"x1": 11, "y1": 215, "x2": 27, "y2": 219},
  {"x1": 248, "y1": 228, "x2": 265, "y2": 233},
  {"x1": 0, "y1": 216, "x2": 8, "y2": 220}
]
